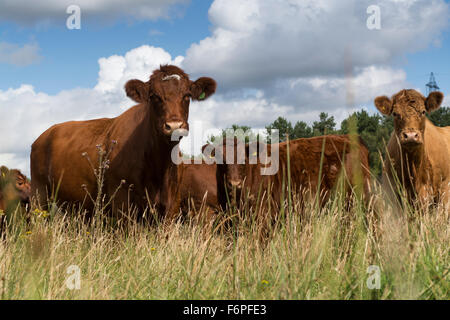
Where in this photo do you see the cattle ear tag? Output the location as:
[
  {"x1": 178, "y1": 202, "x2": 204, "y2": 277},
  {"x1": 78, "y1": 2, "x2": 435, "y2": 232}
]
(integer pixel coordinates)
[
  {"x1": 252, "y1": 152, "x2": 257, "y2": 156},
  {"x1": 199, "y1": 92, "x2": 206, "y2": 100}
]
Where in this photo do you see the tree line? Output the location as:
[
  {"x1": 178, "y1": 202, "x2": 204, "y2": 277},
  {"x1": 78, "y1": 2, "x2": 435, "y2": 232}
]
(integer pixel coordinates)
[{"x1": 209, "y1": 106, "x2": 450, "y2": 178}]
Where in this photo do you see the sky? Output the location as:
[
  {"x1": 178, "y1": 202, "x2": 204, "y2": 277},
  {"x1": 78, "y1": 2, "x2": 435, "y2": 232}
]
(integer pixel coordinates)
[{"x1": 0, "y1": 0, "x2": 449, "y2": 175}]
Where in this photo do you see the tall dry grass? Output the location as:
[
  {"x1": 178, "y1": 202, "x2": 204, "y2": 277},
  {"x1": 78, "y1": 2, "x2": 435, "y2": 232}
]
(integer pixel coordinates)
[{"x1": 0, "y1": 178, "x2": 448, "y2": 299}]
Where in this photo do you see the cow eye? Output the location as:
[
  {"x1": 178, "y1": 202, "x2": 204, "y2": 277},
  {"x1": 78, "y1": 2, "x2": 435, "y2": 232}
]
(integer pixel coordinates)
[
  {"x1": 392, "y1": 112, "x2": 399, "y2": 117},
  {"x1": 151, "y1": 94, "x2": 162, "y2": 103},
  {"x1": 421, "y1": 110, "x2": 426, "y2": 116}
]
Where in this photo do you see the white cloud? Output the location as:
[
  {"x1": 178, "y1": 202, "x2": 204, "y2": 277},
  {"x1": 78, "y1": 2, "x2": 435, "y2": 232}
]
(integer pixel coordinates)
[
  {"x1": 183, "y1": 0, "x2": 449, "y2": 91},
  {"x1": 0, "y1": 0, "x2": 189, "y2": 25},
  {"x1": 268, "y1": 66, "x2": 408, "y2": 112},
  {"x1": 95, "y1": 46, "x2": 183, "y2": 94},
  {"x1": 0, "y1": 41, "x2": 42, "y2": 66}
]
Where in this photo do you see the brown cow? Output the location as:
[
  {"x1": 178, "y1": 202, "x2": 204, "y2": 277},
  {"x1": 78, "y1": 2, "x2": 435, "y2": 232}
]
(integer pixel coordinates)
[
  {"x1": 0, "y1": 166, "x2": 31, "y2": 211},
  {"x1": 178, "y1": 162, "x2": 219, "y2": 221},
  {"x1": 374, "y1": 89, "x2": 450, "y2": 207},
  {"x1": 205, "y1": 135, "x2": 370, "y2": 213},
  {"x1": 31, "y1": 65, "x2": 216, "y2": 220}
]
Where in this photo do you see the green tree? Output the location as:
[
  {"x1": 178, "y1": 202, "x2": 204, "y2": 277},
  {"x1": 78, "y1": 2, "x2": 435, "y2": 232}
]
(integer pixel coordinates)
[
  {"x1": 339, "y1": 110, "x2": 393, "y2": 178},
  {"x1": 312, "y1": 112, "x2": 336, "y2": 136},
  {"x1": 427, "y1": 106, "x2": 450, "y2": 127},
  {"x1": 266, "y1": 117, "x2": 293, "y2": 142},
  {"x1": 292, "y1": 121, "x2": 313, "y2": 138},
  {"x1": 207, "y1": 124, "x2": 257, "y2": 144}
]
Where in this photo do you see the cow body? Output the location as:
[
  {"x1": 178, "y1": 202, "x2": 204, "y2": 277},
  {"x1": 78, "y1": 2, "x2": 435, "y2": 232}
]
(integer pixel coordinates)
[
  {"x1": 31, "y1": 107, "x2": 174, "y2": 215},
  {"x1": 31, "y1": 65, "x2": 216, "y2": 219},
  {"x1": 383, "y1": 118, "x2": 450, "y2": 205},
  {"x1": 178, "y1": 162, "x2": 219, "y2": 220},
  {"x1": 375, "y1": 89, "x2": 450, "y2": 207}
]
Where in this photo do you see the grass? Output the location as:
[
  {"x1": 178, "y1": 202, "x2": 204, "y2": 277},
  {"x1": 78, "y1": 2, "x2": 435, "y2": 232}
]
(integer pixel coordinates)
[{"x1": 0, "y1": 182, "x2": 448, "y2": 300}]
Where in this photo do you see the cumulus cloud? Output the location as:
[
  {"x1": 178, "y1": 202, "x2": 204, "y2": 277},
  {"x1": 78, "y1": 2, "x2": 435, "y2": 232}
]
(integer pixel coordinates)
[
  {"x1": 266, "y1": 66, "x2": 408, "y2": 113},
  {"x1": 0, "y1": 0, "x2": 189, "y2": 25},
  {"x1": 95, "y1": 46, "x2": 183, "y2": 94},
  {"x1": 0, "y1": 41, "x2": 42, "y2": 66},
  {"x1": 178, "y1": 0, "x2": 446, "y2": 131},
  {"x1": 183, "y1": 0, "x2": 449, "y2": 90}
]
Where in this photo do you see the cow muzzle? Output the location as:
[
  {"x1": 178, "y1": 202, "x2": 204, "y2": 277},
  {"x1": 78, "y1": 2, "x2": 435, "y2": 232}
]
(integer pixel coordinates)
[
  {"x1": 227, "y1": 180, "x2": 243, "y2": 190},
  {"x1": 400, "y1": 131, "x2": 422, "y2": 147},
  {"x1": 163, "y1": 121, "x2": 188, "y2": 137}
]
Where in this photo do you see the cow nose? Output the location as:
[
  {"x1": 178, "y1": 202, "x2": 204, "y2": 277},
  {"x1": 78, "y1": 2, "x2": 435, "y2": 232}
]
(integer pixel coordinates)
[
  {"x1": 402, "y1": 131, "x2": 419, "y2": 143},
  {"x1": 229, "y1": 180, "x2": 242, "y2": 189},
  {"x1": 163, "y1": 121, "x2": 184, "y2": 135}
]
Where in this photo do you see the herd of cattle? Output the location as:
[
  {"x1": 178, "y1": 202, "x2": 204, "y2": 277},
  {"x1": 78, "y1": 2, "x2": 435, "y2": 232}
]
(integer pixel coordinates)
[{"x1": 0, "y1": 65, "x2": 449, "y2": 227}]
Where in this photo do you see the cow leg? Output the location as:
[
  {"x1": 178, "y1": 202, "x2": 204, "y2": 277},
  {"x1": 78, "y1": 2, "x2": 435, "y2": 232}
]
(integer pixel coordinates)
[{"x1": 440, "y1": 181, "x2": 450, "y2": 211}]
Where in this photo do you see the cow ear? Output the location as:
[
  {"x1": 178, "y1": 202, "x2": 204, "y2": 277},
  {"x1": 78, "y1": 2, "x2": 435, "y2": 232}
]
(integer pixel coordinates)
[
  {"x1": 0, "y1": 166, "x2": 9, "y2": 178},
  {"x1": 374, "y1": 96, "x2": 393, "y2": 116},
  {"x1": 425, "y1": 91, "x2": 443, "y2": 112},
  {"x1": 125, "y1": 80, "x2": 149, "y2": 103},
  {"x1": 191, "y1": 77, "x2": 217, "y2": 101}
]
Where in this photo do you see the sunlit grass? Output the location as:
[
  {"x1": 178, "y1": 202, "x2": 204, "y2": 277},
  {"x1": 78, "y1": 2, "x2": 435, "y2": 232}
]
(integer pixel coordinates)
[{"x1": 0, "y1": 183, "x2": 448, "y2": 299}]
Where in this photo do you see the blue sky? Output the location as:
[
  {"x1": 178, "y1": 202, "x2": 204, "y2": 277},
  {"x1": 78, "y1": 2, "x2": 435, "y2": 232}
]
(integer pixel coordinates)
[
  {"x1": 0, "y1": 1, "x2": 213, "y2": 94},
  {"x1": 1, "y1": 0, "x2": 449, "y2": 173},
  {"x1": 402, "y1": 41, "x2": 450, "y2": 95},
  {"x1": 1, "y1": 0, "x2": 448, "y2": 95}
]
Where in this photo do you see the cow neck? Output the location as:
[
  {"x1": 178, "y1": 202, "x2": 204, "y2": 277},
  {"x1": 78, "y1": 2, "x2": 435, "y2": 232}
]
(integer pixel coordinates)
[
  {"x1": 400, "y1": 139, "x2": 426, "y2": 191},
  {"x1": 216, "y1": 166, "x2": 227, "y2": 209},
  {"x1": 141, "y1": 106, "x2": 174, "y2": 176}
]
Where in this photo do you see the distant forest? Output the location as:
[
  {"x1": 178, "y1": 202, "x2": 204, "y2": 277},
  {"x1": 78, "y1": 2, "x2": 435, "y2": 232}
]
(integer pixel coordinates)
[{"x1": 209, "y1": 107, "x2": 450, "y2": 177}]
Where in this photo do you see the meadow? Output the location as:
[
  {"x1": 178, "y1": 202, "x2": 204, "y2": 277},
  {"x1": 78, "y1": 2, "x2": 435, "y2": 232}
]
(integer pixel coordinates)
[{"x1": 0, "y1": 175, "x2": 448, "y2": 300}]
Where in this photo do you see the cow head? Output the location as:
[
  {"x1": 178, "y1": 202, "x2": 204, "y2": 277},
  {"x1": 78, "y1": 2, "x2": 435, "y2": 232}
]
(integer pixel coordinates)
[
  {"x1": 374, "y1": 89, "x2": 444, "y2": 150},
  {"x1": 0, "y1": 166, "x2": 31, "y2": 206},
  {"x1": 203, "y1": 138, "x2": 264, "y2": 194},
  {"x1": 125, "y1": 65, "x2": 216, "y2": 139}
]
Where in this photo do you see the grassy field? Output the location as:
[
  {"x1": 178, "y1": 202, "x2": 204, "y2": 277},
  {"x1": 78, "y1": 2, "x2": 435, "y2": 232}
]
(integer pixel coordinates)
[{"x1": 0, "y1": 180, "x2": 448, "y2": 300}]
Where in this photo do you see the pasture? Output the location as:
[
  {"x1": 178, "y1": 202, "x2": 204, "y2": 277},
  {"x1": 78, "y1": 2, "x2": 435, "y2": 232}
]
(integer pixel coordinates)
[{"x1": 0, "y1": 156, "x2": 448, "y2": 300}]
